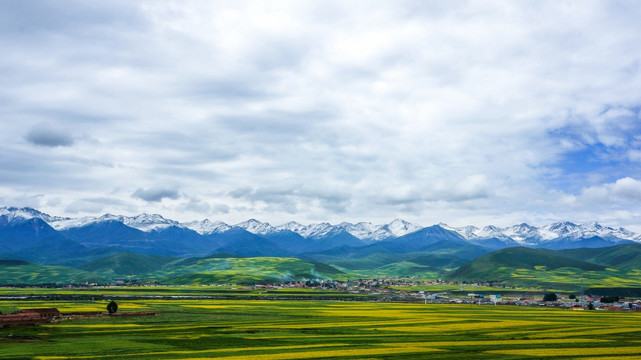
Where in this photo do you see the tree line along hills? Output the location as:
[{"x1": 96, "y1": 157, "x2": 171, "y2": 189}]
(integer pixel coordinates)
[{"x1": 1, "y1": 207, "x2": 641, "y2": 290}]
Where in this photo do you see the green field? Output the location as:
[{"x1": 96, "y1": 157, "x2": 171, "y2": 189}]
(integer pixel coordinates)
[
  {"x1": 2, "y1": 298, "x2": 641, "y2": 359},
  {"x1": 0, "y1": 286, "x2": 366, "y2": 300}
]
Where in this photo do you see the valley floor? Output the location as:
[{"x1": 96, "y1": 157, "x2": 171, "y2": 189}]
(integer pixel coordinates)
[{"x1": 1, "y1": 292, "x2": 641, "y2": 359}]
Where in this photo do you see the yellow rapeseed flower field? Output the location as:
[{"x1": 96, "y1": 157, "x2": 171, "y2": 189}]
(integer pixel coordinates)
[{"x1": 5, "y1": 298, "x2": 641, "y2": 359}]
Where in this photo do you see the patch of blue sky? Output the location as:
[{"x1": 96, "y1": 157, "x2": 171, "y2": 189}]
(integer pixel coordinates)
[
  {"x1": 551, "y1": 151, "x2": 638, "y2": 195},
  {"x1": 546, "y1": 107, "x2": 641, "y2": 194}
]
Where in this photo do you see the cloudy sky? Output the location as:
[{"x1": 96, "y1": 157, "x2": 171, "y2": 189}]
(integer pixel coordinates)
[{"x1": 2, "y1": 1, "x2": 641, "y2": 229}]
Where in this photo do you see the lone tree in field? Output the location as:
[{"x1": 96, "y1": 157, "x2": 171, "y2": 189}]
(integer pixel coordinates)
[
  {"x1": 107, "y1": 300, "x2": 118, "y2": 315},
  {"x1": 543, "y1": 292, "x2": 558, "y2": 302}
]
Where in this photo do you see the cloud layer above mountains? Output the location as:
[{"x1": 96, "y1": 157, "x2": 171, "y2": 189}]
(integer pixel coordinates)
[{"x1": 1, "y1": 1, "x2": 641, "y2": 230}]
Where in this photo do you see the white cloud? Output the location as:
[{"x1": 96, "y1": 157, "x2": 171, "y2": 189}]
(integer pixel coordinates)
[
  {"x1": 582, "y1": 177, "x2": 641, "y2": 202},
  {"x1": 1, "y1": 1, "x2": 641, "y2": 228},
  {"x1": 629, "y1": 150, "x2": 641, "y2": 162}
]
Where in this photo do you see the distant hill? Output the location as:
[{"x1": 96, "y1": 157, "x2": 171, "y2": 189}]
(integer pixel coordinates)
[
  {"x1": 301, "y1": 237, "x2": 488, "y2": 276},
  {"x1": 0, "y1": 260, "x2": 106, "y2": 285},
  {"x1": 79, "y1": 252, "x2": 178, "y2": 276},
  {"x1": 148, "y1": 256, "x2": 344, "y2": 284},
  {"x1": 447, "y1": 247, "x2": 606, "y2": 283},
  {"x1": 558, "y1": 243, "x2": 641, "y2": 271}
]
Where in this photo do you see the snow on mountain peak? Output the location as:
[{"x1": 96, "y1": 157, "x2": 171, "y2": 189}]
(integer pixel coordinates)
[
  {"x1": 297, "y1": 222, "x2": 334, "y2": 238},
  {"x1": 475, "y1": 225, "x2": 511, "y2": 239},
  {"x1": 338, "y1": 222, "x2": 377, "y2": 240},
  {"x1": 123, "y1": 213, "x2": 178, "y2": 231},
  {"x1": 439, "y1": 223, "x2": 480, "y2": 239},
  {"x1": 182, "y1": 219, "x2": 231, "y2": 234},
  {"x1": 334, "y1": 219, "x2": 422, "y2": 241},
  {"x1": 0, "y1": 206, "x2": 66, "y2": 223},
  {"x1": 235, "y1": 219, "x2": 275, "y2": 234},
  {"x1": 386, "y1": 219, "x2": 422, "y2": 237},
  {"x1": 275, "y1": 221, "x2": 307, "y2": 233}
]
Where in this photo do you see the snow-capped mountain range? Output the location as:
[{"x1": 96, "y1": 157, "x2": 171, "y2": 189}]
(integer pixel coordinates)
[
  {"x1": 2, "y1": 206, "x2": 640, "y2": 245},
  {"x1": 232, "y1": 218, "x2": 422, "y2": 241},
  {"x1": 440, "y1": 222, "x2": 641, "y2": 246}
]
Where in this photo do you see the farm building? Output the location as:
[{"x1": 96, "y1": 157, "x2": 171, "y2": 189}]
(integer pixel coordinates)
[
  {"x1": 0, "y1": 308, "x2": 60, "y2": 327},
  {"x1": 20, "y1": 308, "x2": 61, "y2": 318}
]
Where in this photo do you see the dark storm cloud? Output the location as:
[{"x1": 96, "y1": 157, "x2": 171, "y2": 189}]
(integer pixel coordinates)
[
  {"x1": 25, "y1": 127, "x2": 74, "y2": 147},
  {"x1": 132, "y1": 188, "x2": 180, "y2": 202}
]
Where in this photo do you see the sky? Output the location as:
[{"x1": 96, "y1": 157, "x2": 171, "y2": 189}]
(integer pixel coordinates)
[{"x1": 1, "y1": 0, "x2": 641, "y2": 230}]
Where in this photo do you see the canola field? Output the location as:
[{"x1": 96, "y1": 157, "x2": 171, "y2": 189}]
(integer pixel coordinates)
[{"x1": 1, "y1": 299, "x2": 641, "y2": 359}]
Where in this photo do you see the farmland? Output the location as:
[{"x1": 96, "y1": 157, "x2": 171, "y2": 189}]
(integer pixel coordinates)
[{"x1": 2, "y1": 297, "x2": 641, "y2": 359}]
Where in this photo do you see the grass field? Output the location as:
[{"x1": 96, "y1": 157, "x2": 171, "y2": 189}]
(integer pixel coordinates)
[{"x1": 2, "y1": 298, "x2": 641, "y2": 359}]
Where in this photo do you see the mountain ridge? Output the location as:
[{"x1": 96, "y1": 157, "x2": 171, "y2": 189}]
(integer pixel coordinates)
[
  {"x1": 3, "y1": 206, "x2": 639, "y2": 245},
  {"x1": 2, "y1": 206, "x2": 640, "y2": 267}
]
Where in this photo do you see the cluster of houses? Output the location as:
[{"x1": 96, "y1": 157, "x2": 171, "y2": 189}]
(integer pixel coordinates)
[
  {"x1": 428, "y1": 294, "x2": 641, "y2": 310},
  {"x1": 254, "y1": 280, "x2": 641, "y2": 309}
]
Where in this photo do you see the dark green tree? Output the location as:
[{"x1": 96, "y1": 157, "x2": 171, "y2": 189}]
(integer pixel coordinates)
[
  {"x1": 107, "y1": 300, "x2": 118, "y2": 314},
  {"x1": 600, "y1": 296, "x2": 620, "y2": 303},
  {"x1": 569, "y1": 294, "x2": 576, "y2": 299},
  {"x1": 587, "y1": 302, "x2": 595, "y2": 310},
  {"x1": 542, "y1": 292, "x2": 558, "y2": 302}
]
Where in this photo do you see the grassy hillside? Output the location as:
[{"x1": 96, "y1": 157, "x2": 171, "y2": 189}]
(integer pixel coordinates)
[
  {"x1": 146, "y1": 256, "x2": 344, "y2": 284},
  {"x1": 4, "y1": 243, "x2": 641, "y2": 287},
  {"x1": 558, "y1": 243, "x2": 641, "y2": 270},
  {"x1": 79, "y1": 252, "x2": 178, "y2": 276},
  {"x1": 0, "y1": 254, "x2": 344, "y2": 286},
  {"x1": 0, "y1": 260, "x2": 107, "y2": 285},
  {"x1": 446, "y1": 247, "x2": 609, "y2": 289},
  {"x1": 304, "y1": 239, "x2": 487, "y2": 279}
]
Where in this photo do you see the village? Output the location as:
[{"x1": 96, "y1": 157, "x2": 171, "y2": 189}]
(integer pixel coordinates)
[
  {"x1": 2, "y1": 280, "x2": 640, "y2": 328},
  {"x1": 259, "y1": 279, "x2": 641, "y2": 310}
]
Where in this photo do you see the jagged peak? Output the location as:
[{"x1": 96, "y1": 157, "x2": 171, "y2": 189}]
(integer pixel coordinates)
[{"x1": 235, "y1": 219, "x2": 274, "y2": 234}]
